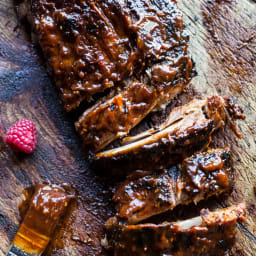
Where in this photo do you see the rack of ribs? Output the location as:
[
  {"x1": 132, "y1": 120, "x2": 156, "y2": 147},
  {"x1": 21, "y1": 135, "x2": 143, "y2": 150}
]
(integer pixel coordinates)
[
  {"x1": 105, "y1": 203, "x2": 245, "y2": 256},
  {"x1": 94, "y1": 96, "x2": 244, "y2": 175},
  {"x1": 20, "y1": 0, "x2": 194, "y2": 112},
  {"x1": 18, "y1": 1, "x2": 247, "y2": 254},
  {"x1": 111, "y1": 148, "x2": 233, "y2": 224}
]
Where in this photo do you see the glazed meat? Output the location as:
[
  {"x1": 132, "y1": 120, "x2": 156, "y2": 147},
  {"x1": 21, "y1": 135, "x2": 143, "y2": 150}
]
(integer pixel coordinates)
[
  {"x1": 75, "y1": 79, "x2": 159, "y2": 152},
  {"x1": 21, "y1": 0, "x2": 194, "y2": 111},
  {"x1": 105, "y1": 204, "x2": 245, "y2": 256},
  {"x1": 94, "y1": 96, "x2": 239, "y2": 175},
  {"x1": 112, "y1": 148, "x2": 232, "y2": 224},
  {"x1": 75, "y1": 72, "x2": 189, "y2": 152}
]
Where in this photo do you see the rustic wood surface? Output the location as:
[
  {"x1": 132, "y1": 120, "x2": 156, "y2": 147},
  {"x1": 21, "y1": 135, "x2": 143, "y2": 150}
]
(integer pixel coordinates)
[{"x1": 0, "y1": 0, "x2": 255, "y2": 255}]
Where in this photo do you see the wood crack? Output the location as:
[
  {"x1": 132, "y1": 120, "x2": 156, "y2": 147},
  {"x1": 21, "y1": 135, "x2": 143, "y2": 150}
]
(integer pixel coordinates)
[{"x1": 238, "y1": 223, "x2": 256, "y2": 245}]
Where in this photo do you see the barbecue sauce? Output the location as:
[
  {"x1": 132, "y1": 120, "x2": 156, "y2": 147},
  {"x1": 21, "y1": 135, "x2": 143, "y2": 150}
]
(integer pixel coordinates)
[
  {"x1": 28, "y1": 0, "x2": 193, "y2": 111},
  {"x1": 7, "y1": 184, "x2": 73, "y2": 256},
  {"x1": 107, "y1": 204, "x2": 245, "y2": 256},
  {"x1": 94, "y1": 96, "x2": 227, "y2": 175},
  {"x1": 112, "y1": 148, "x2": 232, "y2": 224},
  {"x1": 183, "y1": 148, "x2": 231, "y2": 195},
  {"x1": 76, "y1": 81, "x2": 158, "y2": 152}
]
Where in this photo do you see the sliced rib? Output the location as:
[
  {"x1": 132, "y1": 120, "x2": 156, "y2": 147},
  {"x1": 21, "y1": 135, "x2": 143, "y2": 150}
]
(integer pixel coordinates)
[
  {"x1": 94, "y1": 96, "x2": 237, "y2": 175},
  {"x1": 113, "y1": 147, "x2": 233, "y2": 224},
  {"x1": 75, "y1": 65, "x2": 190, "y2": 152},
  {"x1": 105, "y1": 203, "x2": 245, "y2": 256}
]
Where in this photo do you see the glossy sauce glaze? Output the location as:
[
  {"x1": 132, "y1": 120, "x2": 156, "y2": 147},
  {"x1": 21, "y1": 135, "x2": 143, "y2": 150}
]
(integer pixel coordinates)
[
  {"x1": 12, "y1": 184, "x2": 74, "y2": 255},
  {"x1": 106, "y1": 204, "x2": 245, "y2": 256},
  {"x1": 76, "y1": 80, "x2": 158, "y2": 152},
  {"x1": 28, "y1": 0, "x2": 135, "y2": 110},
  {"x1": 73, "y1": 0, "x2": 194, "y2": 151},
  {"x1": 111, "y1": 148, "x2": 232, "y2": 224},
  {"x1": 94, "y1": 96, "x2": 228, "y2": 176},
  {"x1": 183, "y1": 147, "x2": 232, "y2": 198},
  {"x1": 25, "y1": 0, "x2": 194, "y2": 111}
]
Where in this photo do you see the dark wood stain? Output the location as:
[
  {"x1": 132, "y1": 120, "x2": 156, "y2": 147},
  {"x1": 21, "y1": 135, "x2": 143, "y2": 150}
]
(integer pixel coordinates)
[
  {"x1": 201, "y1": 0, "x2": 256, "y2": 255},
  {"x1": 202, "y1": 0, "x2": 255, "y2": 96}
]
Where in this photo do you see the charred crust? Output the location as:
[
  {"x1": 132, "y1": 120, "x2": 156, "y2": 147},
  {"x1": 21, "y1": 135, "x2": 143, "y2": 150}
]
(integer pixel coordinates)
[
  {"x1": 108, "y1": 205, "x2": 245, "y2": 256},
  {"x1": 60, "y1": 17, "x2": 79, "y2": 40},
  {"x1": 112, "y1": 148, "x2": 233, "y2": 224},
  {"x1": 94, "y1": 120, "x2": 214, "y2": 176},
  {"x1": 23, "y1": 0, "x2": 195, "y2": 112}
]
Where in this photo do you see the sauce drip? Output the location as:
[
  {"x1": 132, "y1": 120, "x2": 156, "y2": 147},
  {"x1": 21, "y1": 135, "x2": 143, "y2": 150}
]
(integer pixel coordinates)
[{"x1": 9, "y1": 184, "x2": 74, "y2": 256}]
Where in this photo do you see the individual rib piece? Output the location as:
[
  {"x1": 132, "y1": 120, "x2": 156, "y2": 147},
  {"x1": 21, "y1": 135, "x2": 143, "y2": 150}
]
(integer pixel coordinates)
[
  {"x1": 75, "y1": 71, "x2": 189, "y2": 152},
  {"x1": 95, "y1": 96, "x2": 242, "y2": 175},
  {"x1": 75, "y1": 79, "x2": 158, "y2": 152},
  {"x1": 21, "y1": 0, "x2": 194, "y2": 111},
  {"x1": 112, "y1": 148, "x2": 232, "y2": 224},
  {"x1": 105, "y1": 204, "x2": 245, "y2": 256}
]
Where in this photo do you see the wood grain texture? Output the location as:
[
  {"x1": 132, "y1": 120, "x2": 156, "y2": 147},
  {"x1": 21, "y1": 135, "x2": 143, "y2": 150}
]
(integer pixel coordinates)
[{"x1": 0, "y1": 0, "x2": 255, "y2": 255}]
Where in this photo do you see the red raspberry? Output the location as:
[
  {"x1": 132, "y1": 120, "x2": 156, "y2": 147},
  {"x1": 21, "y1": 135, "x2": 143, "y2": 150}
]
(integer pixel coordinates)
[{"x1": 6, "y1": 119, "x2": 37, "y2": 154}]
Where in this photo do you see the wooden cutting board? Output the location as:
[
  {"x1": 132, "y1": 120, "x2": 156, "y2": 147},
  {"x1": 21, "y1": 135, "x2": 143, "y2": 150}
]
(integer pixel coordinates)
[{"x1": 0, "y1": 0, "x2": 255, "y2": 255}]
